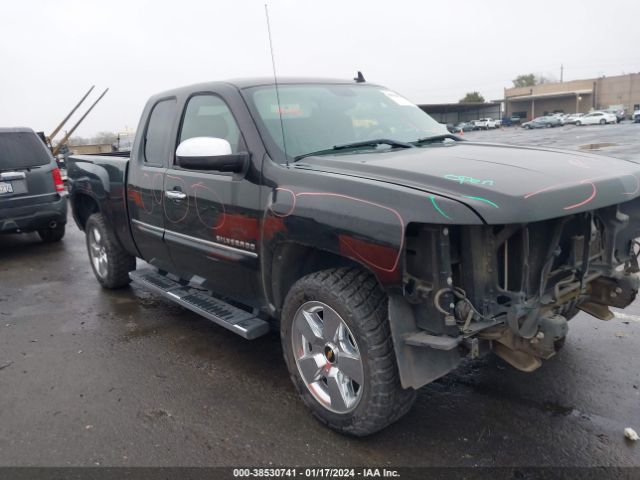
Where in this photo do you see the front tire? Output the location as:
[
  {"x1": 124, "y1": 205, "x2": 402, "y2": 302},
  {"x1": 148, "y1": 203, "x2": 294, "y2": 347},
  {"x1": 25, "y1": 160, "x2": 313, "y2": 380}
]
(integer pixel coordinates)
[
  {"x1": 281, "y1": 267, "x2": 416, "y2": 436},
  {"x1": 85, "y1": 213, "x2": 136, "y2": 289},
  {"x1": 599, "y1": 119, "x2": 606, "y2": 125}
]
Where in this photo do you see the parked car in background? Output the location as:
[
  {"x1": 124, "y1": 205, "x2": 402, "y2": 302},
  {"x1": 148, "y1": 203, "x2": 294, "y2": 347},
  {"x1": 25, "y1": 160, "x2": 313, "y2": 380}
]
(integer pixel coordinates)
[
  {"x1": 575, "y1": 111, "x2": 617, "y2": 126},
  {"x1": 452, "y1": 122, "x2": 474, "y2": 133},
  {"x1": 550, "y1": 113, "x2": 567, "y2": 125},
  {"x1": 522, "y1": 116, "x2": 560, "y2": 129},
  {"x1": 502, "y1": 116, "x2": 524, "y2": 127},
  {"x1": 633, "y1": 109, "x2": 640, "y2": 123},
  {"x1": 474, "y1": 118, "x2": 498, "y2": 130},
  {"x1": 55, "y1": 155, "x2": 68, "y2": 182},
  {"x1": 564, "y1": 113, "x2": 584, "y2": 125},
  {"x1": 603, "y1": 107, "x2": 626, "y2": 122},
  {"x1": 0, "y1": 127, "x2": 67, "y2": 241}
]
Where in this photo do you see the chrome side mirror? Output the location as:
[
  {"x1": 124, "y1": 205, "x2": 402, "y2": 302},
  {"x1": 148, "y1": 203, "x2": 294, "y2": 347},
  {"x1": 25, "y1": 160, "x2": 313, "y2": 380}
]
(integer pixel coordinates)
[{"x1": 175, "y1": 137, "x2": 248, "y2": 172}]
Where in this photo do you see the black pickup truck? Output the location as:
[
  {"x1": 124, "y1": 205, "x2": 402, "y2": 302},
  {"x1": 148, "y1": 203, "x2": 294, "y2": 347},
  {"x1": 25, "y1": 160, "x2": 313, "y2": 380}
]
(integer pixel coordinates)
[{"x1": 67, "y1": 78, "x2": 640, "y2": 436}]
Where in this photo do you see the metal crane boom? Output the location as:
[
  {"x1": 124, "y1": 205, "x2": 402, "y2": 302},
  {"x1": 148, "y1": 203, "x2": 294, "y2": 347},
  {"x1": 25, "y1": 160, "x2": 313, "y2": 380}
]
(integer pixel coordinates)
[
  {"x1": 52, "y1": 88, "x2": 109, "y2": 156},
  {"x1": 47, "y1": 85, "x2": 95, "y2": 146}
]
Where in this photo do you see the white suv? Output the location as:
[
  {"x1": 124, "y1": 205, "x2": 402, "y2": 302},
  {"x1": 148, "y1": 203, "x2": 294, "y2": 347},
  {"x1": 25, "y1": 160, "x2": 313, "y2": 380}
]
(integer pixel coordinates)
[{"x1": 475, "y1": 118, "x2": 497, "y2": 130}]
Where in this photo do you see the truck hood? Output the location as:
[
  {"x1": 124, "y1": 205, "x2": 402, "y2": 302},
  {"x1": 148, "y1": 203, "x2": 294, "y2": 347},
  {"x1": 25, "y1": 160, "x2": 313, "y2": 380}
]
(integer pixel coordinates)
[{"x1": 295, "y1": 142, "x2": 640, "y2": 224}]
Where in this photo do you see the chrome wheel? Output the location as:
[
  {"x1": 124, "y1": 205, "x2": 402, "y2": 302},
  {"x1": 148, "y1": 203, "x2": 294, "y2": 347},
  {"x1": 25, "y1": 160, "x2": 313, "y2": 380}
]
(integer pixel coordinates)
[
  {"x1": 291, "y1": 301, "x2": 364, "y2": 414},
  {"x1": 88, "y1": 226, "x2": 108, "y2": 279}
]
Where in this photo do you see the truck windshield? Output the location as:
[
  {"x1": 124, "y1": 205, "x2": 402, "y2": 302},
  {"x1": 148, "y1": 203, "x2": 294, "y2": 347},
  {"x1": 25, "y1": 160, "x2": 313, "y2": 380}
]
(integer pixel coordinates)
[
  {"x1": 0, "y1": 132, "x2": 51, "y2": 169},
  {"x1": 245, "y1": 84, "x2": 447, "y2": 161}
]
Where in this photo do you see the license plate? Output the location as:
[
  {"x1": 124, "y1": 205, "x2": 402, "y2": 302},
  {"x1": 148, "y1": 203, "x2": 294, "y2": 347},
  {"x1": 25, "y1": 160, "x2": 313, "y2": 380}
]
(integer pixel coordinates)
[{"x1": 0, "y1": 182, "x2": 13, "y2": 194}]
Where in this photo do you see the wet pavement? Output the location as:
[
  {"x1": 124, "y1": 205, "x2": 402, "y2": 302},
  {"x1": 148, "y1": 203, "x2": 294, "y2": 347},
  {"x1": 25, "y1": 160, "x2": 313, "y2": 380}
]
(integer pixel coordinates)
[
  {"x1": 462, "y1": 120, "x2": 640, "y2": 163},
  {"x1": 1, "y1": 123, "x2": 639, "y2": 467}
]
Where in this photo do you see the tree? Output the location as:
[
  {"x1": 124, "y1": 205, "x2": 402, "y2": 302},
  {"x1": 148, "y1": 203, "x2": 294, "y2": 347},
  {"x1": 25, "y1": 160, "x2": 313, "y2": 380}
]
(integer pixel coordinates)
[
  {"x1": 512, "y1": 73, "x2": 536, "y2": 88},
  {"x1": 513, "y1": 73, "x2": 556, "y2": 88},
  {"x1": 93, "y1": 131, "x2": 118, "y2": 145},
  {"x1": 459, "y1": 91, "x2": 485, "y2": 103}
]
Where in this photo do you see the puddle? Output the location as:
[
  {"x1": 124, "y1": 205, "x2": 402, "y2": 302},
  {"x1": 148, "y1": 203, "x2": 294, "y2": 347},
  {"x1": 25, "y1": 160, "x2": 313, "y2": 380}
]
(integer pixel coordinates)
[{"x1": 579, "y1": 142, "x2": 618, "y2": 150}]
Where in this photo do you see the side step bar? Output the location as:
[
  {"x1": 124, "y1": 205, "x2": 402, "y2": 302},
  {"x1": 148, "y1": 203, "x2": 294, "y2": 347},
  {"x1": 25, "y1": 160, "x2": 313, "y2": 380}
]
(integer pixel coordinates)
[{"x1": 129, "y1": 270, "x2": 269, "y2": 340}]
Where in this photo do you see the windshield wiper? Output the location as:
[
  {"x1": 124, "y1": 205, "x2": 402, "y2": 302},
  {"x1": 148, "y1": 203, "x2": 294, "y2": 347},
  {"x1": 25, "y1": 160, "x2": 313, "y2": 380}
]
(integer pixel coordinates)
[
  {"x1": 411, "y1": 133, "x2": 462, "y2": 145},
  {"x1": 294, "y1": 139, "x2": 414, "y2": 162}
]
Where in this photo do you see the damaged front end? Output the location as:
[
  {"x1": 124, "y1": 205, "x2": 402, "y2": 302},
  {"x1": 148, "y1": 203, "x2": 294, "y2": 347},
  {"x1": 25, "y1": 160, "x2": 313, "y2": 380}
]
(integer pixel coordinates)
[{"x1": 392, "y1": 197, "x2": 640, "y2": 389}]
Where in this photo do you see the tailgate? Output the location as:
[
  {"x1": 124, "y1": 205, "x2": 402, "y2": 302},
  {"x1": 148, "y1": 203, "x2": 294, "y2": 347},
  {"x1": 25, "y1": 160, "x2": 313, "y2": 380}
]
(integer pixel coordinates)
[{"x1": 0, "y1": 164, "x2": 55, "y2": 200}]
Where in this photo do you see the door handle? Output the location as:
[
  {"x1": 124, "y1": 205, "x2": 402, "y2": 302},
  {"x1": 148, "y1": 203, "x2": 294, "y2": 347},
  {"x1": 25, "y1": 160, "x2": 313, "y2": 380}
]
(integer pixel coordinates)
[{"x1": 165, "y1": 190, "x2": 186, "y2": 200}]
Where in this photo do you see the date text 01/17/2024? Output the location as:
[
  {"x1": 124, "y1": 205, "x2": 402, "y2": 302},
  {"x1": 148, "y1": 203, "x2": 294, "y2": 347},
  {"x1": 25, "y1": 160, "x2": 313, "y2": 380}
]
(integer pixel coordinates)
[{"x1": 232, "y1": 468, "x2": 400, "y2": 477}]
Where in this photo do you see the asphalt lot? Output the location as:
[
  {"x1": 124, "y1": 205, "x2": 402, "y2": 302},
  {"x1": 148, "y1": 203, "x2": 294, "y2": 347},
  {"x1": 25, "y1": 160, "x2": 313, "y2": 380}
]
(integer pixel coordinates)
[
  {"x1": 462, "y1": 120, "x2": 640, "y2": 163},
  {"x1": 1, "y1": 122, "x2": 639, "y2": 468}
]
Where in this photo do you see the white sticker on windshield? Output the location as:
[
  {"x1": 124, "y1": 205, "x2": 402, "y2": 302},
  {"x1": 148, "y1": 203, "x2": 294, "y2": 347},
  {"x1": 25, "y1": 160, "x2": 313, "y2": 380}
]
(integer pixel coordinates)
[{"x1": 381, "y1": 90, "x2": 417, "y2": 107}]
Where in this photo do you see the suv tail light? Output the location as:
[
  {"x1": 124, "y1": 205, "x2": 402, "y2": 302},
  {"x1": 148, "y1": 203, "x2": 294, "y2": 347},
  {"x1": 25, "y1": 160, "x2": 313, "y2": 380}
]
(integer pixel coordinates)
[{"x1": 52, "y1": 168, "x2": 65, "y2": 193}]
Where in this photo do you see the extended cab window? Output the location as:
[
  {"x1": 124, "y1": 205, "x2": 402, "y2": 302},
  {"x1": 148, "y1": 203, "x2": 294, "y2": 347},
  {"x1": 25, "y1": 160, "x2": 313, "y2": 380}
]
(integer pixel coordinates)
[
  {"x1": 178, "y1": 95, "x2": 244, "y2": 154},
  {"x1": 144, "y1": 98, "x2": 177, "y2": 164}
]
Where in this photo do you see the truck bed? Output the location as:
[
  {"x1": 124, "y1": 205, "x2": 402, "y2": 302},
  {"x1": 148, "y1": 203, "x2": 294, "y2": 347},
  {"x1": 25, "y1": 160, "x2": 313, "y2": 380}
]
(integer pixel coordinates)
[{"x1": 66, "y1": 153, "x2": 137, "y2": 257}]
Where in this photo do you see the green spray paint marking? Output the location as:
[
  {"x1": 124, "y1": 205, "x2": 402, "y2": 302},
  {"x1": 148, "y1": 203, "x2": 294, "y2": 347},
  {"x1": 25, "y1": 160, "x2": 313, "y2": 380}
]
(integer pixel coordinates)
[
  {"x1": 463, "y1": 195, "x2": 500, "y2": 208},
  {"x1": 445, "y1": 174, "x2": 495, "y2": 186},
  {"x1": 430, "y1": 195, "x2": 452, "y2": 220}
]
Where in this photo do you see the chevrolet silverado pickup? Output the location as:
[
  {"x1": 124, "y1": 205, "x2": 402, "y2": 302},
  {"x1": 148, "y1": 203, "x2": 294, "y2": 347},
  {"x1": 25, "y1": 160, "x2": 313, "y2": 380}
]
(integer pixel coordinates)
[{"x1": 67, "y1": 78, "x2": 640, "y2": 436}]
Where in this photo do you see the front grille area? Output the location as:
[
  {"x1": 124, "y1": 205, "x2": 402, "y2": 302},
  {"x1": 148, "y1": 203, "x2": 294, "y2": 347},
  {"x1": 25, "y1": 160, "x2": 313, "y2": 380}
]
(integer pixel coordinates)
[{"x1": 404, "y1": 197, "x2": 640, "y2": 336}]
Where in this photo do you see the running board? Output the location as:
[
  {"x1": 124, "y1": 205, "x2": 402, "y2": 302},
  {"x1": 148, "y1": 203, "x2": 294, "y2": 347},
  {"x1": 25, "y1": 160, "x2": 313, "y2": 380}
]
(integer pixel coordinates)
[{"x1": 129, "y1": 270, "x2": 269, "y2": 339}]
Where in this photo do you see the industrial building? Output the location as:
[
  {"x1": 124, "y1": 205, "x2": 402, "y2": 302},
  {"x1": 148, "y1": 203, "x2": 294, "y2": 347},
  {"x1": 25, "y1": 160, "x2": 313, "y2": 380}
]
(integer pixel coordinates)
[
  {"x1": 504, "y1": 73, "x2": 640, "y2": 120},
  {"x1": 418, "y1": 102, "x2": 501, "y2": 124}
]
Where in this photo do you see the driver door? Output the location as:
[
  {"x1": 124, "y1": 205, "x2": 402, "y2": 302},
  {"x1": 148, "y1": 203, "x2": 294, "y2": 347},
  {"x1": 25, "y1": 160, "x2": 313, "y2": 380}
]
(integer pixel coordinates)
[{"x1": 163, "y1": 93, "x2": 263, "y2": 306}]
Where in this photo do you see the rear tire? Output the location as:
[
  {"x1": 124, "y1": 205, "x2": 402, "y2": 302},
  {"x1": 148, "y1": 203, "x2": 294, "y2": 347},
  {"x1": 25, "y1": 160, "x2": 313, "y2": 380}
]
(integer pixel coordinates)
[
  {"x1": 576, "y1": 121, "x2": 582, "y2": 126},
  {"x1": 38, "y1": 224, "x2": 65, "y2": 243},
  {"x1": 85, "y1": 213, "x2": 136, "y2": 289},
  {"x1": 281, "y1": 267, "x2": 416, "y2": 436}
]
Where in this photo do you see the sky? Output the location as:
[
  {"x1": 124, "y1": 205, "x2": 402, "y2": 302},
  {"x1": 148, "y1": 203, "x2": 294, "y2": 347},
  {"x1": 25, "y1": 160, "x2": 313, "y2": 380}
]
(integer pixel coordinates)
[{"x1": 1, "y1": 0, "x2": 639, "y2": 139}]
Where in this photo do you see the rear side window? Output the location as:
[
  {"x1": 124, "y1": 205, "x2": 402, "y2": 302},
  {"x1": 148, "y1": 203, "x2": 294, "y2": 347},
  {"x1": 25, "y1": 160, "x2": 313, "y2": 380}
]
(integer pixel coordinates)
[
  {"x1": 0, "y1": 132, "x2": 51, "y2": 169},
  {"x1": 144, "y1": 98, "x2": 177, "y2": 164}
]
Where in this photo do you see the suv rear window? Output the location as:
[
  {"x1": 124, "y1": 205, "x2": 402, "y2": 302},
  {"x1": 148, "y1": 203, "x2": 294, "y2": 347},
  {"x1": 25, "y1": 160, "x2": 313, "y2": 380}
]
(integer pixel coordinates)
[{"x1": 0, "y1": 132, "x2": 51, "y2": 169}]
